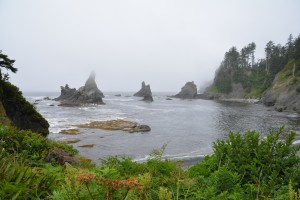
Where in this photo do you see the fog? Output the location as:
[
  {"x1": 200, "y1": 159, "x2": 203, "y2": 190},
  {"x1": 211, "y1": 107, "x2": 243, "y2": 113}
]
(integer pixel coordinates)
[{"x1": 1, "y1": 0, "x2": 300, "y2": 92}]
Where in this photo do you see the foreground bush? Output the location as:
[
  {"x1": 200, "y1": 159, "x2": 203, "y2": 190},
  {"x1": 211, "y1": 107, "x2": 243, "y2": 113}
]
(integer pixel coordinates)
[
  {"x1": 0, "y1": 149, "x2": 58, "y2": 199},
  {"x1": 0, "y1": 124, "x2": 299, "y2": 199},
  {"x1": 188, "y1": 127, "x2": 300, "y2": 199}
]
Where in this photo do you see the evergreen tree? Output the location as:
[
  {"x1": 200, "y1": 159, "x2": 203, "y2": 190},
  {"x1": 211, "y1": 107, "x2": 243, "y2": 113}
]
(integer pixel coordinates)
[
  {"x1": 265, "y1": 41, "x2": 275, "y2": 74},
  {"x1": 0, "y1": 51, "x2": 17, "y2": 81},
  {"x1": 285, "y1": 34, "x2": 295, "y2": 60},
  {"x1": 294, "y1": 34, "x2": 300, "y2": 60}
]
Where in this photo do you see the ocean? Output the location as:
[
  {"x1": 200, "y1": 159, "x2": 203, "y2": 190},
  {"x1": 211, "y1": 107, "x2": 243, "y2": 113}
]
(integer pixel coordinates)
[{"x1": 24, "y1": 92, "x2": 300, "y2": 164}]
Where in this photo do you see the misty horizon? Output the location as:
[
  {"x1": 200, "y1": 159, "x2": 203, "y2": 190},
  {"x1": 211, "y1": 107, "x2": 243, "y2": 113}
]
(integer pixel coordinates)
[{"x1": 1, "y1": 0, "x2": 300, "y2": 92}]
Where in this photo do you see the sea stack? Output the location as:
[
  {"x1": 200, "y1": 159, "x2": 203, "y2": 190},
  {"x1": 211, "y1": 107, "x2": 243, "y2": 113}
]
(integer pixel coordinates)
[
  {"x1": 173, "y1": 81, "x2": 197, "y2": 99},
  {"x1": 134, "y1": 81, "x2": 154, "y2": 102},
  {"x1": 55, "y1": 71, "x2": 105, "y2": 106}
]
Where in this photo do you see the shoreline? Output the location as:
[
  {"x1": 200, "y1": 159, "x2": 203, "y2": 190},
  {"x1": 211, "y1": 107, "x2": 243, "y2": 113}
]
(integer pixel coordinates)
[
  {"x1": 176, "y1": 155, "x2": 206, "y2": 169},
  {"x1": 217, "y1": 98, "x2": 260, "y2": 104}
]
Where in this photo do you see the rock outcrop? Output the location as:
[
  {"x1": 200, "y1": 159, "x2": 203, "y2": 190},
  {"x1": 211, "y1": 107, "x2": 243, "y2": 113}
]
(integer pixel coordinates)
[
  {"x1": 262, "y1": 82, "x2": 300, "y2": 113},
  {"x1": 261, "y1": 61, "x2": 300, "y2": 113},
  {"x1": 55, "y1": 72, "x2": 104, "y2": 106},
  {"x1": 134, "y1": 81, "x2": 153, "y2": 102},
  {"x1": 78, "y1": 119, "x2": 151, "y2": 133},
  {"x1": 0, "y1": 81, "x2": 49, "y2": 136},
  {"x1": 173, "y1": 81, "x2": 198, "y2": 99},
  {"x1": 201, "y1": 83, "x2": 246, "y2": 100}
]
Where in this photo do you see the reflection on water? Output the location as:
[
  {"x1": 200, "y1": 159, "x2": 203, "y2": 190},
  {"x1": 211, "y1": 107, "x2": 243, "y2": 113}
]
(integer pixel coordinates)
[
  {"x1": 215, "y1": 101, "x2": 300, "y2": 139},
  {"x1": 25, "y1": 92, "x2": 300, "y2": 163}
]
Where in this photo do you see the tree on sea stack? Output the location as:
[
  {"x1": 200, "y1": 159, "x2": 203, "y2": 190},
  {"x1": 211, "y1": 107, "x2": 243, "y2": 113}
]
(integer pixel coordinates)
[{"x1": 0, "y1": 51, "x2": 17, "y2": 81}]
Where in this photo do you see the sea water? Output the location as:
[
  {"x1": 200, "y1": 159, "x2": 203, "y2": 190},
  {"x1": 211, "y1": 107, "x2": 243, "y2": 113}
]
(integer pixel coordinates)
[{"x1": 24, "y1": 92, "x2": 300, "y2": 164}]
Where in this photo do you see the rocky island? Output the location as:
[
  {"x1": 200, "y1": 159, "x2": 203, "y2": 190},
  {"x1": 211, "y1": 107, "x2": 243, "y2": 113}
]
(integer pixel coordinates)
[
  {"x1": 55, "y1": 71, "x2": 105, "y2": 106},
  {"x1": 172, "y1": 81, "x2": 198, "y2": 99},
  {"x1": 134, "y1": 81, "x2": 153, "y2": 102}
]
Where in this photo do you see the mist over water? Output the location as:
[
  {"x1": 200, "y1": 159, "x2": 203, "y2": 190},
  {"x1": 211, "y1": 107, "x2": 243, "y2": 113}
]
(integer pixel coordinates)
[{"x1": 25, "y1": 92, "x2": 300, "y2": 164}]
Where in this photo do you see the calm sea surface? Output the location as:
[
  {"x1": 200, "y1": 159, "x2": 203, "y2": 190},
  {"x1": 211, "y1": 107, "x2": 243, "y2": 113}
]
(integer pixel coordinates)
[{"x1": 25, "y1": 92, "x2": 300, "y2": 164}]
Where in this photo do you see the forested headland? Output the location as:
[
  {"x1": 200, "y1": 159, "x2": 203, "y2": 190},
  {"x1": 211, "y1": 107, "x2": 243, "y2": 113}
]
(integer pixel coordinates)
[{"x1": 207, "y1": 34, "x2": 300, "y2": 100}]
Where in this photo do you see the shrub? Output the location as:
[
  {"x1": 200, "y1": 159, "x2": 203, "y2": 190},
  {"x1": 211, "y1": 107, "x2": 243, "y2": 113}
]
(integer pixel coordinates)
[
  {"x1": 0, "y1": 125, "x2": 50, "y2": 163},
  {"x1": 188, "y1": 127, "x2": 300, "y2": 199},
  {"x1": 0, "y1": 149, "x2": 57, "y2": 199}
]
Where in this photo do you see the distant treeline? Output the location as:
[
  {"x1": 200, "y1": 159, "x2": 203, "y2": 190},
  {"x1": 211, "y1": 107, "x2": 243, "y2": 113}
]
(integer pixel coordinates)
[{"x1": 212, "y1": 33, "x2": 300, "y2": 96}]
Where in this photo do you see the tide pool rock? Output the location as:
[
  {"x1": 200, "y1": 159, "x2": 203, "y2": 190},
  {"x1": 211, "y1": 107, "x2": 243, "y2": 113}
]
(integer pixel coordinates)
[{"x1": 77, "y1": 119, "x2": 151, "y2": 133}]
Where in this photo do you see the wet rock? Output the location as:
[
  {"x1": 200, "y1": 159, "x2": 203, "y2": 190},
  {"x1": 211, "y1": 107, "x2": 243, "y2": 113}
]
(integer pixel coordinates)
[
  {"x1": 78, "y1": 144, "x2": 95, "y2": 148},
  {"x1": 43, "y1": 97, "x2": 51, "y2": 100},
  {"x1": 60, "y1": 128, "x2": 80, "y2": 135},
  {"x1": 58, "y1": 102, "x2": 81, "y2": 107},
  {"x1": 134, "y1": 81, "x2": 148, "y2": 97},
  {"x1": 78, "y1": 119, "x2": 151, "y2": 133},
  {"x1": 166, "y1": 98, "x2": 173, "y2": 100},
  {"x1": 143, "y1": 94, "x2": 154, "y2": 102},
  {"x1": 78, "y1": 120, "x2": 137, "y2": 130},
  {"x1": 173, "y1": 81, "x2": 197, "y2": 99},
  {"x1": 262, "y1": 90, "x2": 276, "y2": 106},
  {"x1": 63, "y1": 139, "x2": 81, "y2": 144},
  {"x1": 115, "y1": 94, "x2": 122, "y2": 97},
  {"x1": 134, "y1": 81, "x2": 154, "y2": 102},
  {"x1": 124, "y1": 125, "x2": 151, "y2": 133},
  {"x1": 55, "y1": 71, "x2": 105, "y2": 106},
  {"x1": 275, "y1": 107, "x2": 283, "y2": 112}
]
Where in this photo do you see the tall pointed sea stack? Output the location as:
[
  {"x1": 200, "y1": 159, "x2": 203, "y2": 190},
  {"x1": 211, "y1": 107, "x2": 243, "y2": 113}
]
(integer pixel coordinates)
[
  {"x1": 134, "y1": 81, "x2": 153, "y2": 102},
  {"x1": 55, "y1": 71, "x2": 105, "y2": 106}
]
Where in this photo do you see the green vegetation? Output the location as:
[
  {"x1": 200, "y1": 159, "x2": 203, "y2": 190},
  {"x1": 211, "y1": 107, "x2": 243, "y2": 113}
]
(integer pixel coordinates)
[
  {"x1": 0, "y1": 124, "x2": 299, "y2": 199},
  {"x1": 0, "y1": 50, "x2": 17, "y2": 81},
  {"x1": 212, "y1": 33, "x2": 300, "y2": 98},
  {"x1": 276, "y1": 60, "x2": 300, "y2": 87},
  {"x1": 0, "y1": 51, "x2": 49, "y2": 136}
]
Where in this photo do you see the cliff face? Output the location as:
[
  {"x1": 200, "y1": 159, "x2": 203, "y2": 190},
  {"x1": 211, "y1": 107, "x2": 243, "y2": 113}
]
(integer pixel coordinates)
[
  {"x1": 262, "y1": 61, "x2": 300, "y2": 113},
  {"x1": 0, "y1": 102, "x2": 12, "y2": 126},
  {"x1": 0, "y1": 81, "x2": 49, "y2": 136}
]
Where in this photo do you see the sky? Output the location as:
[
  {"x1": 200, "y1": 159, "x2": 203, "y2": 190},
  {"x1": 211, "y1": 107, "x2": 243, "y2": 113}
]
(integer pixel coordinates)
[{"x1": 1, "y1": 0, "x2": 300, "y2": 92}]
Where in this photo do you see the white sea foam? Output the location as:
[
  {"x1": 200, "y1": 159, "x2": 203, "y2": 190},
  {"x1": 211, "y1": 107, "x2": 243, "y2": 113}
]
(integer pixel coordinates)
[{"x1": 28, "y1": 92, "x2": 300, "y2": 165}]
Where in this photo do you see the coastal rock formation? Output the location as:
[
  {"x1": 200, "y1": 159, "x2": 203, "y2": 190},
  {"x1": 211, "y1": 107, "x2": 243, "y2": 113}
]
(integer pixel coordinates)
[
  {"x1": 55, "y1": 71, "x2": 104, "y2": 106},
  {"x1": 0, "y1": 81, "x2": 49, "y2": 136},
  {"x1": 261, "y1": 61, "x2": 300, "y2": 113},
  {"x1": 78, "y1": 119, "x2": 151, "y2": 133},
  {"x1": 173, "y1": 81, "x2": 198, "y2": 99},
  {"x1": 143, "y1": 93, "x2": 154, "y2": 102},
  {"x1": 134, "y1": 81, "x2": 153, "y2": 102},
  {"x1": 206, "y1": 84, "x2": 246, "y2": 100},
  {"x1": 262, "y1": 82, "x2": 300, "y2": 113}
]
